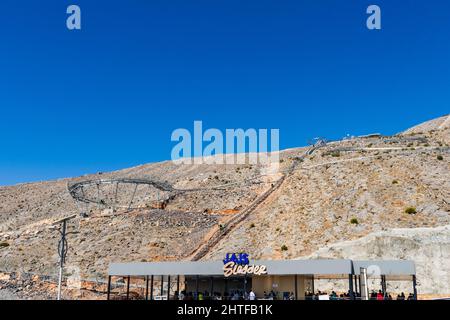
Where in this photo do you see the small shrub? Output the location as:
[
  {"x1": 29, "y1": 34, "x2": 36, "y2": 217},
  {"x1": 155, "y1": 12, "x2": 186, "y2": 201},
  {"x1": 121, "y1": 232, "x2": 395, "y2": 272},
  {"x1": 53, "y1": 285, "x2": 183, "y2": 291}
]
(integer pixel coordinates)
[
  {"x1": 350, "y1": 218, "x2": 359, "y2": 225},
  {"x1": 331, "y1": 151, "x2": 340, "y2": 157},
  {"x1": 281, "y1": 245, "x2": 288, "y2": 251},
  {"x1": 437, "y1": 155, "x2": 443, "y2": 161},
  {"x1": 405, "y1": 207, "x2": 417, "y2": 214},
  {"x1": 392, "y1": 180, "x2": 398, "y2": 184},
  {"x1": 0, "y1": 242, "x2": 9, "y2": 249},
  {"x1": 249, "y1": 223, "x2": 255, "y2": 228}
]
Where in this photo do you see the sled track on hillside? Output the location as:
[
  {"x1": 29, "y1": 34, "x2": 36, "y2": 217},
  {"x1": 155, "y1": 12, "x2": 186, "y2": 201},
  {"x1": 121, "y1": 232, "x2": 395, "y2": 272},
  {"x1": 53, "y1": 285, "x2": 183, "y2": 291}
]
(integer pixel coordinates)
[
  {"x1": 188, "y1": 144, "x2": 323, "y2": 261},
  {"x1": 67, "y1": 175, "x2": 265, "y2": 214},
  {"x1": 188, "y1": 140, "x2": 450, "y2": 260}
]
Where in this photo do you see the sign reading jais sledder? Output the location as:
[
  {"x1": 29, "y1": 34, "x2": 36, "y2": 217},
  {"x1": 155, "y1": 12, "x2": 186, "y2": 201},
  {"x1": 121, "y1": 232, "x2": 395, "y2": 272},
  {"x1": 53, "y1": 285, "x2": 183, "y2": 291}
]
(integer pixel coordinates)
[{"x1": 222, "y1": 253, "x2": 268, "y2": 277}]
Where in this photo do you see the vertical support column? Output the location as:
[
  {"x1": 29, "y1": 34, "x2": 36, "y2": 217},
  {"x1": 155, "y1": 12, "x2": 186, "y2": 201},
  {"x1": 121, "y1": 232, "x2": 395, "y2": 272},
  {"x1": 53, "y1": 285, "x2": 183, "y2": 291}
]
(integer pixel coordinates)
[
  {"x1": 167, "y1": 275, "x2": 171, "y2": 300},
  {"x1": 348, "y1": 274, "x2": 355, "y2": 300},
  {"x1": 360, "y1": 268, "x2": 369, "y2": 300},
  {"x1": 294, "y1": 275, "x2": 298, "y2": 300},
  {"x1": 126, "y1": 276, "x2": 130, "y2": 300},
  {"x1": 127, "y1": 183, "x2": 138, "y2": 212},
  {"x1": 160, "y1": 275, "x2": 164, "y2": 298},
  {"x1": 196, "y1": 275, "x2": 199, "y2": 300},
  {"x1": 145, "y1": 276, "x2": 149, "y2": 301},
  {"x1": 210, "y1": 277, "x2": 214, "y2": 300},
  {"x1": 150, "y1": 276, "x2": 154, "y2": 300},
  {"x1": 225, "y1": 278, "x2": 228, "y2": 299},
  {"x1": 96, "y1": 183, "x2": 101, "y2": 209},
  {"x1": 358, "y1": 275, "x2": 361, "y2": 296},
  {"x1": 107, "y1": 276, "x2": 111, "y2": 300},
  {"x1": 412, "y1": 275, "x2": 417, "y2": 300},
  {"x1": 354, "y1": 275, "x2": 358, "y2": 295},
  {"x1": 57, "y1": 219, "x2": 67, "y2": 301},
  {"x1": 167, "y1": 276, "x2": 171, "y2": 300},
  {"x1": 311, "y1": 275, "x2": 315, "y2": 295},
  {"x1": 244, "y1": 276, "x2": 247, "y2": 298},
  {"x1": 177, "y1": 275, "x2": 180, "y2": 300},
  {"x1": 381, "y1": 275, "x2": 387, "y2": 298},
  {"x1": 113, "y1": 182, "x2": 119, "y2": 214}
]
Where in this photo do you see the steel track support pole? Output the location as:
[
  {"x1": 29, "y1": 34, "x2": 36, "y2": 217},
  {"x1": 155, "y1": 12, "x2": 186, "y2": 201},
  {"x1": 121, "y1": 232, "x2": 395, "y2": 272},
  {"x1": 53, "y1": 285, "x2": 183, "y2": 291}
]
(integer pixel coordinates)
[
  {"x1": 57, "y1": 219, "x2": 67, "y2": 300},
  {"x1": 113, "y1": 182, "x2": 119, "y2": 213},
  {"x1": 96, "y1": 183, "x2": 101, "y2": 209},
  {"x1": 127, "y1": 184, "x2": 138, "y2": 211}
]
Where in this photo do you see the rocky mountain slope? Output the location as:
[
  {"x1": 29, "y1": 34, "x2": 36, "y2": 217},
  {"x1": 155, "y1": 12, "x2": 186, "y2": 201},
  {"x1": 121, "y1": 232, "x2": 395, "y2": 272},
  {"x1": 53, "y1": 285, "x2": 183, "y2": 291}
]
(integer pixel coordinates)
[
  {"x1": 0, "y1": 115, "x2": 449, "y2": 298},
  {"x1": 304, "y1": 224, "x2": 450, "y2": 295}
]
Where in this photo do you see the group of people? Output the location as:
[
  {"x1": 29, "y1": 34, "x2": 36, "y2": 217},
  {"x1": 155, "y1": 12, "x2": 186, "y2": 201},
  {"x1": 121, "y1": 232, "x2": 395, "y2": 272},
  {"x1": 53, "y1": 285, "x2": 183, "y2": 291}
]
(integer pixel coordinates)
[
  {"x1": 303, "y1": 290, "x2": 416, "y2": 300},
  {"x1": 395, "y1": 292, "x2": 415, "y2": 300},
  {"x1": 304, "y1": 290, "x2": 359, "y2": 300},
  {"x1": 173, "y1": 290, "x2": 296, "y2": 300},
  {"x1": 173, "y1": 289, "x2": 297, "y2": 300},
  {"x1": 173, "y1": 290, "x2": 257, "y2": 300},
  {"x1": 262, "y1": 290, "x2": 295, "y2": 300},
  {"x1": 368, "y1": 290, "x2": 416, "y2": 300},
  {"x1": 171, "y1": 289, "x2": 416, "y2": 300}
]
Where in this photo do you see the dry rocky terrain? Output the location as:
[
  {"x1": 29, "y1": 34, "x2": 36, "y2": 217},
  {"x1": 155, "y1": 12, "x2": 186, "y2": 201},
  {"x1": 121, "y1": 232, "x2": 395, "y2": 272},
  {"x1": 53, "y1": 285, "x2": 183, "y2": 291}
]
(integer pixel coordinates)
[{"x1": 0, "y1": 115, "x2": 449, "y2": 299}]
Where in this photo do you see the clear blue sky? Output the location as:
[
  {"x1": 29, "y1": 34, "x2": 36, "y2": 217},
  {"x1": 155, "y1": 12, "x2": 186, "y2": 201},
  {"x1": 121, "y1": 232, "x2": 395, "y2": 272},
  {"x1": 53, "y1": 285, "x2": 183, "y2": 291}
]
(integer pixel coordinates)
[{"x1": 0, "y1": 0, "x2": 449, "y2": 186}]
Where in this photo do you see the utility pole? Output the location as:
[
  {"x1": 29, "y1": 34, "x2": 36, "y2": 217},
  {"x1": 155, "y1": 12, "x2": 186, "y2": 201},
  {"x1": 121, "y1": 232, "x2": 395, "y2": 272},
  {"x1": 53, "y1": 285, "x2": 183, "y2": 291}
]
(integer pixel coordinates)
[{"x1": 52, "y1": 214, "x2": 77, "y2": 300}]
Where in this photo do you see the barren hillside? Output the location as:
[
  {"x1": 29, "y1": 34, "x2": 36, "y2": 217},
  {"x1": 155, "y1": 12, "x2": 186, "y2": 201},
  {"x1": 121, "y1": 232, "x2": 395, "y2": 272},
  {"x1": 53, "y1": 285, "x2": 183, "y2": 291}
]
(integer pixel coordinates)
[{"x1": 0, "y1": 115, "x2": 449, "y2": 298}]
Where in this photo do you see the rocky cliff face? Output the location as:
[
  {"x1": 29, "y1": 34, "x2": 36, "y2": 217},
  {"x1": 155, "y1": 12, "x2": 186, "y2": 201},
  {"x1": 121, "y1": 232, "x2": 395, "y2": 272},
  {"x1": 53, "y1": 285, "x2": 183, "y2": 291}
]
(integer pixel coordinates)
[
  {"x1": 301, "y1": 225, "x2": 450, "y2": 295},
  {"x1": 0, "y1": 115, "x2": 449, "y2": 297}
]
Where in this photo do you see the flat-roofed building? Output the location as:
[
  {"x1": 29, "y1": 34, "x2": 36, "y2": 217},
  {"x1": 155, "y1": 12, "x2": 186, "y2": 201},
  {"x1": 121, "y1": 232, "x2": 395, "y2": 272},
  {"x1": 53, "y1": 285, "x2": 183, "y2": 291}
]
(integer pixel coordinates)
[{"x1": 106, "y1": 258, "x2": 417, "y2": 300}]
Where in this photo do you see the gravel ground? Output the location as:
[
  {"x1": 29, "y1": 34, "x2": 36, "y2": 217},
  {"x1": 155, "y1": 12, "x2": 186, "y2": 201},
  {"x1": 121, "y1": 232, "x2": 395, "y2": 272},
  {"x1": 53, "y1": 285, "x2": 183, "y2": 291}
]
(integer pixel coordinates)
[{"x1": 0, "y1": 288, "x2": 20, "y2": 300}]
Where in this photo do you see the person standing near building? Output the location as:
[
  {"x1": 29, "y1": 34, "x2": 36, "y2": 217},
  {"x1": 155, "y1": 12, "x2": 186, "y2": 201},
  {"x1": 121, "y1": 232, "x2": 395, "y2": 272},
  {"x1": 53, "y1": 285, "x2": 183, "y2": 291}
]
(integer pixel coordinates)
[
  {"x1": 249, "y1": 290, "x2": 256, "y2": 300},
  {"x1": 376, "y1": 290, "x2": 384, "y2": 300}
]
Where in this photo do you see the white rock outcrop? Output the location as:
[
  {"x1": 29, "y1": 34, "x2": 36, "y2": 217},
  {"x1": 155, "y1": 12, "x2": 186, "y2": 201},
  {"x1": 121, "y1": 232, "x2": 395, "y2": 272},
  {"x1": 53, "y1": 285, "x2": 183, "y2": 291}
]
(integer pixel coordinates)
[{"x1": 301, "y1": 225, "x2": 450, "y2": 294}]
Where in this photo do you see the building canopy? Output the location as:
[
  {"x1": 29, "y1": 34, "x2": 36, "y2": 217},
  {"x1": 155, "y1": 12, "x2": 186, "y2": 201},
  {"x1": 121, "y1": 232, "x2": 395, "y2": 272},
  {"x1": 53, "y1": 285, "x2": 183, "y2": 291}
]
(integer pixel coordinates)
[{"x1": 109, "y1": 259, "x2": 415, "y2": 279}]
